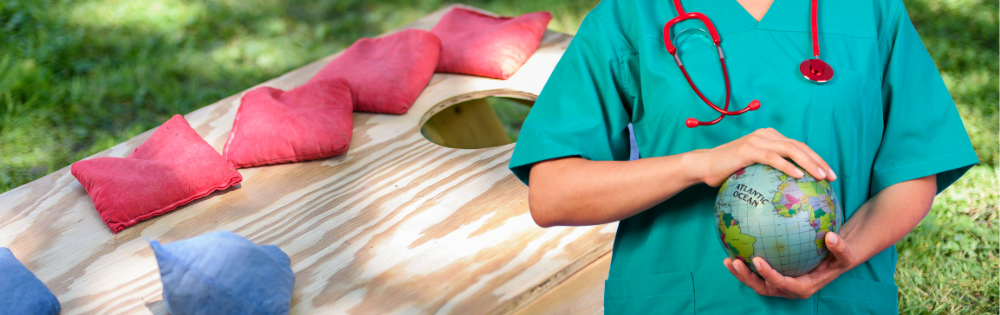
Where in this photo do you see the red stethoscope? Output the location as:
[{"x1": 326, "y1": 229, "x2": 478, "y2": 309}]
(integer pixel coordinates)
[{"x1": 664, "y1": 0, "x2": 834, "y2": 128}]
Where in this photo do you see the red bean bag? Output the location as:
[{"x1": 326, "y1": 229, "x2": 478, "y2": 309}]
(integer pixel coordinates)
[
  {"x1": 431, "y1": 8, "x2": 552, "y2": 80},
  {"x1": 71, "y1": 115, "x2": 242, "y2": 233},
  {"x1": 223, "y1": 79, "x2": 354, "y2": 168},
  {"x1": 311, "y1": 29, "x2": 440, "y2": 114}
]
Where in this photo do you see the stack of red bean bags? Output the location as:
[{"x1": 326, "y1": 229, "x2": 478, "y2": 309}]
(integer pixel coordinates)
[{"x1": 72, "y1": 7, "x2": 551, "y2": 233}]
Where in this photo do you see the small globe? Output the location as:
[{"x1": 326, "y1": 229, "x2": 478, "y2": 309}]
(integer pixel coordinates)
[{"x1": 715, "y1": 163, "x2": 843, "y2": 277}]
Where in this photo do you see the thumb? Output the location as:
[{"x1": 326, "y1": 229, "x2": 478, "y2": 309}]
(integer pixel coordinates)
[{"x1": 825, "y1": 232, "x2": 856, "y2": 268}]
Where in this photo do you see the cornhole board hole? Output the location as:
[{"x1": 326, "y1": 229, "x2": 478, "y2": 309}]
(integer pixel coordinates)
[{"x1": 0, "y1": 5, "x2": 613, "y2": 314}]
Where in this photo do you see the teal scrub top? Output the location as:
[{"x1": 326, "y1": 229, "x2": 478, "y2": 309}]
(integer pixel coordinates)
[{"x1": 508, "y1": 0, "x2": 979, "y2": 313}]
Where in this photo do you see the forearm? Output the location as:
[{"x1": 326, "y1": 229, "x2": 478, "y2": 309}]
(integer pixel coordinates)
[
  {"x1": 527, "y1": 153, "x2": 703, "y2": 227},
  {"x1": 526, "y1": 128, "x2": 838, "y2": 228},
  {"x1": 839, "y1": 174, "x2": 937, "y2": 268}
]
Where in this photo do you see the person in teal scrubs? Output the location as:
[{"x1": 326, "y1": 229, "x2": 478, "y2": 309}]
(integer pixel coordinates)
[{"x1": 508, "y1": 0, "x2": 979, "y2": 313}]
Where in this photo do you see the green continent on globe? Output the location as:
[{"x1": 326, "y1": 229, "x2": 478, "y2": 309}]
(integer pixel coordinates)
[
  {"x1": 812, "y1": 199, "x2": 835, "y2": 254},
  {"x1": 716, "y1": 164, "x2": 842, "y2": 276},
  {"x1": 769, "y1": 173, "x2": 838, "y2": 255},
  {"x1": 718, "y1": 212, "x2": 756, "y2": 264},
  {"x1": 771, "y1": 181, "x2": 817, "y2": 217}
]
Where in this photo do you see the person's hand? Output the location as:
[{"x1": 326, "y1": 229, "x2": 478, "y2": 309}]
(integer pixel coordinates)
[
  {"x1": 687, "y1": 128, "x2": 836, "y2": 187},
  {"x1": 722, "y1": 231, "x2": 858, "y2": 299}
]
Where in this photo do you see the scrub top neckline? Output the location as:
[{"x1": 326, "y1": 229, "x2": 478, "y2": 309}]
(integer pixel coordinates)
[
  {"x1": 731, "y1": 0, "x2": 774, "y2": 24},
  {"x1": 674, "y1": 0, "x2": 765, "y2": 34},
  {"x1": 679, "y1": 0, "x2": 812, "y2": 35}
]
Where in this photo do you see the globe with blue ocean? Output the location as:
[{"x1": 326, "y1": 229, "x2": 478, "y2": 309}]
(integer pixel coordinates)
[{"x1": 715, "y1": 163, "x2": 843, "y2": 277}]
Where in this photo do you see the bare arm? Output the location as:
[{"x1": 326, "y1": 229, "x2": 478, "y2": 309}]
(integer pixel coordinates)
[
  {"x1": 839, "y1": 174, "x2": 936, "y2": 266},
  {"x1": 528, "y1": 154, "x2": 700, "y2": 227},
  {"x1": 528, "y1": 128, "x2": 837, "y2": 227},
  {"x1": 726, "y1": 174, "x2": 936, "y2": 299}
]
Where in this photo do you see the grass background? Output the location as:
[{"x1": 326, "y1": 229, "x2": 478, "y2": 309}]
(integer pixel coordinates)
[{"x1": 1, "y1": 0, "x2": 996, "y2": 313}]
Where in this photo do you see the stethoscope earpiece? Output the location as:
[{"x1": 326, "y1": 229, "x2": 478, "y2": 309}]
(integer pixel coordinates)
[{"x1": 686, "y1": 100, "x2": 761, "y2": 128}]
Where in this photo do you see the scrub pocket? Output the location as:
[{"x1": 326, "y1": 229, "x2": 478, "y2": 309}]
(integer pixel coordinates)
[
  {"x1": 817, "y1": 277, "x2": 899, "y2": 314},
  {"x1": 808, "y1": 67, "x2": 878, "y2": 180},
  {"x1": 604, "y1": 272, "x2": 695, "y2": 315}
]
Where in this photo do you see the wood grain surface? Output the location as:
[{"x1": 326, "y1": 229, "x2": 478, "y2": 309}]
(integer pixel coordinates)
[
  {"x1": 513, "y1": 253, "x2": 611, "y2": 315},
  {"x1": 0, "y1": 5, "x2": 615, "y2": 315}
]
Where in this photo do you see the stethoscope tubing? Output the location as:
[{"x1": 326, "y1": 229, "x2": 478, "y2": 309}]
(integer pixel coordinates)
[
  {"x1": 666, "y1": 0, "x2": 828, "y2": 127},
  {"x1": 811, "y1": 0, "x2": 820, "y2": 58}
]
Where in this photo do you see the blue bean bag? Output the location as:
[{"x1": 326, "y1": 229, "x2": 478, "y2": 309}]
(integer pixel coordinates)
[
  {"x1": 0, "y1": 248, "x2": 60, "y2": 315},
  {"x1": 150, "y1": 231, "x2": 294, "y2": 315}
]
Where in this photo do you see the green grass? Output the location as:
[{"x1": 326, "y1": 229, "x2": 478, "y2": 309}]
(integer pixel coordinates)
[
  {"x1": 897, "y1": 165, "x2": 999, "y2": 314},
  {"x1": 0, "y1": 0, "x2": 996, "y2": 313},
  {"x1": 896, "y1": 0, "x2": 998, "y2": 313}
]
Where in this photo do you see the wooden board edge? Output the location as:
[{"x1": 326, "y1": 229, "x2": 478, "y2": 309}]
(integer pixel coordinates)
[
  {"x1": 511, "y1": 252, "x2": 612, "y2": 315},
  {"x1": 489, "y1": 240, "x2": 613, "y2": 315}
]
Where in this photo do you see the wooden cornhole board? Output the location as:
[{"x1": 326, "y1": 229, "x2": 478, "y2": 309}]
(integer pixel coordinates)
[{"x1": 0, "y1": 5, "x2": 614, "y2": 314}]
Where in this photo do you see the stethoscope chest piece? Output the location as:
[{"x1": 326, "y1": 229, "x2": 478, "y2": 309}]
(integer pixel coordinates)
[{"x1": 800, "y1": 58, "x2": 834, "y2": 83}]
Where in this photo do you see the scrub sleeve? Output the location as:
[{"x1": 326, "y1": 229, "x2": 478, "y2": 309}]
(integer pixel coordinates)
[
  {"x1": 870, "y1": 2, "x2": 978, "y2": 196},
  {"x1": 508, "y1": 11, "x2": 634, "y2": 183}
]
